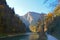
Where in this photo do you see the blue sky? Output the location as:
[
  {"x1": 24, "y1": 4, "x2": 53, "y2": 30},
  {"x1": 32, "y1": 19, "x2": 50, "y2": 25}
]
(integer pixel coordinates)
[{"x1": 6, "y1": 0, "x2": 58, "y2": 16}]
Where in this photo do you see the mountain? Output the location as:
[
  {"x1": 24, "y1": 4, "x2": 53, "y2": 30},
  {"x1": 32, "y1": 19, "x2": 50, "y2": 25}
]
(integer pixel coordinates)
[
  {"x1": 20, "y1": 12, "x2": 46, "y2": 32},
  {"x1": 20, "y1": 12, "x2": 46, "y2": 27},
  {"x1": 0, "y1": 0, "x2": 26, "y2": 34}
]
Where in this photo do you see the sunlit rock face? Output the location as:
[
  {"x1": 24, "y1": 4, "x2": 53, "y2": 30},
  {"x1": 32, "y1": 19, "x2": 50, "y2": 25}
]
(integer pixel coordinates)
[
  {"x1": 20, "y1": 12, "x2": 46, "y2": 32},
  {"x1": 20, "y1": 12, "x2": 45, "y2": 26}
]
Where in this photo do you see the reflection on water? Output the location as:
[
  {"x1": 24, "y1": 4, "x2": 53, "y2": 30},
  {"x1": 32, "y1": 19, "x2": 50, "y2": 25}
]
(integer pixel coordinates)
[
  {"x1": 0, "y1": 33, "x2": 44, "y2": 40},
  {"x1": 29, "y1": 33, "x2": 39, "y2": 40}
]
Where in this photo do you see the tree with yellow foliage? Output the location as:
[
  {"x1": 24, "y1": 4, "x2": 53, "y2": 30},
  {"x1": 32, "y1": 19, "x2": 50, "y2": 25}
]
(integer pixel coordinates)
[
  {"x1": 53, "y1": 5, "x2": 60, "y2": 16},
  {"x1": 47, "y1": 4, "x2": 60, "y2": 39}
]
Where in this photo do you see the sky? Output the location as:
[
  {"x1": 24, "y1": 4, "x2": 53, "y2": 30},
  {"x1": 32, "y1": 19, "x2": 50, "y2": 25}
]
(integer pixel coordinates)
[{"x1": 6, "y1": 0, "x2": 58, "y2": 16}]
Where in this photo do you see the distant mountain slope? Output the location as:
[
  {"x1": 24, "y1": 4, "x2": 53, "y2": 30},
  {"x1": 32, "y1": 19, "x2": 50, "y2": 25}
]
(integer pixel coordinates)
[{"x1": 20, "y1": 12, "x2": 46, "y2": 27}]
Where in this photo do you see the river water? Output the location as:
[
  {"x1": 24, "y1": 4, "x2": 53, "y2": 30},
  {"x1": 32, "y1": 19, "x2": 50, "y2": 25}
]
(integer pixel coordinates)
[{"x1": 0, "y1": 33, "x2": 58, "y2": 40}]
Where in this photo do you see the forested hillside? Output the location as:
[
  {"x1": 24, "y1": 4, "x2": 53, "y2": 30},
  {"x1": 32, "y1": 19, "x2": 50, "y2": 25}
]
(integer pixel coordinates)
[
  {"x1": 0, "y1": 0, "x2": 26, "y2": 35},
  {"x1": 46, "y1": 5, "x2": 60, "y2": 39}
]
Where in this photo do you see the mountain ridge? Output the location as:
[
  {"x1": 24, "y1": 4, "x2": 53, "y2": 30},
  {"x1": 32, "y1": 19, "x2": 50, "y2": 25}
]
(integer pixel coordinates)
[{"x1": 20, "y1": 12, "x2": 46, "y2": 27}]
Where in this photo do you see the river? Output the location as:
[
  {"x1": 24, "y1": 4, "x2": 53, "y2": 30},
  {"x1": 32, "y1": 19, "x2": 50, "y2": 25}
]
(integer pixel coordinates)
[{"x1": 0, "y1": 33, "x2": 58, "y2": 40}]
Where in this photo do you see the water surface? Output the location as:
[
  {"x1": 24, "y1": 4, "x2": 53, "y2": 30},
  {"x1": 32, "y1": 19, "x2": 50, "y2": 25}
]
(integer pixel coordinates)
[{"x1": 0, "y1": 33, "x2": 58, "y2": 40}]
